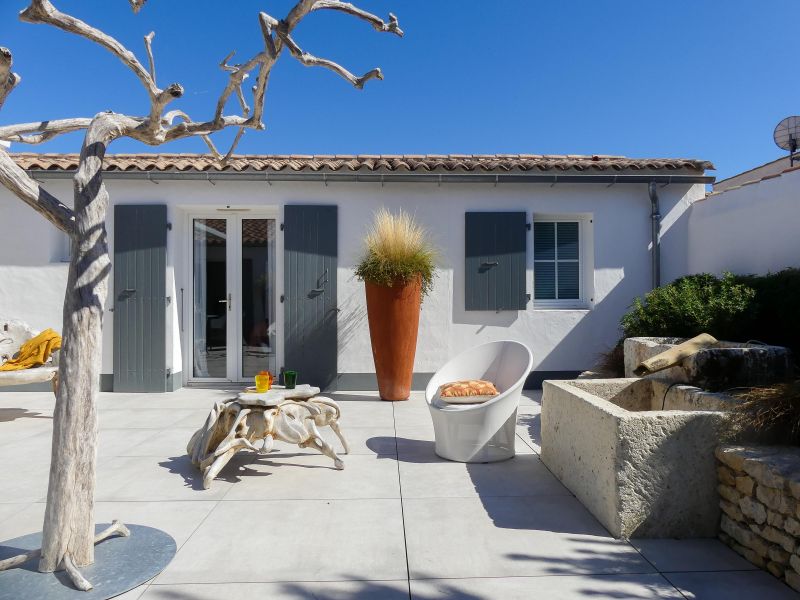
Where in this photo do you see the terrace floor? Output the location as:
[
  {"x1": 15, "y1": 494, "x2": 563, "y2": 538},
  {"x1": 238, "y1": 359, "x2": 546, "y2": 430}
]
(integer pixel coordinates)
[{"x1": 0, "y1": 388, "x2": 797, "y2": 599}]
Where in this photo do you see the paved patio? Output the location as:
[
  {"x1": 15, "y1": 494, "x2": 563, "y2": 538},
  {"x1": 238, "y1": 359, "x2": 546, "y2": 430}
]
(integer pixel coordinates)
[{"x1": 0, "y1": 388, "x2": 796, "y2": 599}]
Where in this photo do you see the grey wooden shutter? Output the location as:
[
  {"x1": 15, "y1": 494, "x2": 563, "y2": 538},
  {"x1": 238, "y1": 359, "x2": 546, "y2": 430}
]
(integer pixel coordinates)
[
  {"x1": 465, "y1": 212, "x2": 527, "y2": 311},
  {"x1": 113, "y1": 204, "x2": 168, "y2": 392},
  {"x1": 283, "y1": 205, "x2": 338, "y2": 390}
]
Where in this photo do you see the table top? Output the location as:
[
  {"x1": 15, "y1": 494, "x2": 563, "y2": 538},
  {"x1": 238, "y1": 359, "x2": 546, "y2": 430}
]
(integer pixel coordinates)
[{"x1": 234, "y1": 384, "x2": 321, "y2": 407}]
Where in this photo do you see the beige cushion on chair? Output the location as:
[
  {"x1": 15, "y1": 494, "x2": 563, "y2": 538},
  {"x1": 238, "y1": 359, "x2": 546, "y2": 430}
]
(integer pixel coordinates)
[{"x1": 437, "y1": 379, "x2": 499, "y2": 404}]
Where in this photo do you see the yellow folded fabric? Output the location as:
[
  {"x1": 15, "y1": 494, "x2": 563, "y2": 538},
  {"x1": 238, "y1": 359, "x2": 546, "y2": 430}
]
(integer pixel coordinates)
[{"x1": 0, "y1": 328, "x2": 62, "y2": 371}]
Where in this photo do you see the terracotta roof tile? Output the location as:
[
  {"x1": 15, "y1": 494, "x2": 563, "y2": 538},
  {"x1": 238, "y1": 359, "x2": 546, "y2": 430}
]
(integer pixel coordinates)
[{"x1": 10, "y1": 153, "x2": 714, "y2": 174}]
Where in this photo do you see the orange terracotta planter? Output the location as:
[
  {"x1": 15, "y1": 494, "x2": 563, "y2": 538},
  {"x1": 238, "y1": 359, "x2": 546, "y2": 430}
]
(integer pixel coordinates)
[{"x1": 365, "y1": 276, "x2": 422, "y2": 401}]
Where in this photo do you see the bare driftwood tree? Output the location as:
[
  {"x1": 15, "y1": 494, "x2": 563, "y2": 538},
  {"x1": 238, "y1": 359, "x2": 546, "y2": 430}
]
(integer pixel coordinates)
[{"x1": 0, "y1": 0, "x2": 401, "y2": 590}]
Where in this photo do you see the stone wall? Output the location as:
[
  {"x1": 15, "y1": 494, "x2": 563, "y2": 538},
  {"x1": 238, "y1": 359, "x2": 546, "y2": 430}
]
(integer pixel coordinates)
[{"x1": 716, "y1": 445, "x2": 800, "y2": 592}]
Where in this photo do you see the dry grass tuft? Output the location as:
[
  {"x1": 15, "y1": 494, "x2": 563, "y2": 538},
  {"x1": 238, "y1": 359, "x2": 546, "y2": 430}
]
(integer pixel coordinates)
[
  {"x1": 731, "y1": 381, "x2": 800, "y2": 445},
  {"x1": 364, "y1": 208, "x2": 429, "y2": 264},
  {"x1": 594, "y1": 341, "x2": 626, "y2": 377},
  {"x1": 355, "y1": 208, "x2": 437, "y2": 298}
]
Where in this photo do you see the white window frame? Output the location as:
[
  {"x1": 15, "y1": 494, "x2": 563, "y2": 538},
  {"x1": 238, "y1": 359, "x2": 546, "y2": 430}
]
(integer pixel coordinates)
[{"x1": 532, "y1": 213, "x2": 593, "y2": 309}]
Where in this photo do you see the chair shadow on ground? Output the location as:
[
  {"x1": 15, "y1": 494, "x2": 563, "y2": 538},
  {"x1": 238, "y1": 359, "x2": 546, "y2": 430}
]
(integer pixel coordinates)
[
  {"x1": 366, "y1": 427, "x2": 617, "y2": 537},
  {"x1": 0, "y1": 408, "x2": 52, "y2": 423}
]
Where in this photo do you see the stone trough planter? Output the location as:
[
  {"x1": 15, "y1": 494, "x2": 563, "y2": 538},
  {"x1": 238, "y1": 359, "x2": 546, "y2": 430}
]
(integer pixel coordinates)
[
  {"x1": 624, "y1": 337, "x2": 793, "y2": 390},
  {"x1": 541, "y1": 377, "x2": 739, "y2": 539}
]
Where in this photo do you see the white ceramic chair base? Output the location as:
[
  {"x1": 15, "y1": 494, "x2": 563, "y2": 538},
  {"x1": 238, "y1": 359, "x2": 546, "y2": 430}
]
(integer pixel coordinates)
[
  {"x1": 426, "y1": 340, "x2": 533, "y2": 464},
  {"x1": 430, "y1": 406, "x2": 517, "y2": 463}
]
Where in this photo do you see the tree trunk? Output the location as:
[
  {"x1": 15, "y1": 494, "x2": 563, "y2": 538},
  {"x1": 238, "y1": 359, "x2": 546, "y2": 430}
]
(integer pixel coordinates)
[{"x1": 38, "y1": 114, "x2": 123, "y2": 573}]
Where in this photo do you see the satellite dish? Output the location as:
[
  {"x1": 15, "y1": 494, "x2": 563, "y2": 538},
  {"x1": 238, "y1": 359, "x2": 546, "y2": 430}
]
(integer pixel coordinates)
[{"x1": 774, "y1": 116, "x2": 800, "y2": 165}]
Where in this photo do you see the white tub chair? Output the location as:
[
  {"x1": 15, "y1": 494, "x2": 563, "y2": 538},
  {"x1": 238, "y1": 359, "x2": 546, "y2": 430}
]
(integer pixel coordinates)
[{"x1": 425, "y1": 340, "x2": 533, "y2": 463}]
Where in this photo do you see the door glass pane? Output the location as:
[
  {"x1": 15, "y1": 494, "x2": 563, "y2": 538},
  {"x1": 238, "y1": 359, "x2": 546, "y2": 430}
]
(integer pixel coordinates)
[
  {"x1": 241, "y1": 219, "x2": 277, "y2": 378},
  {"x1": 193, "y1": 218, "x2": 227, "y2": 378}
]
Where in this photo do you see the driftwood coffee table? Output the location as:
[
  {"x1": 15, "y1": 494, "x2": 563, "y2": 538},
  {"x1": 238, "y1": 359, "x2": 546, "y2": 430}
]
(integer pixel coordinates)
[{"x1": 187, "y1": 385, "x2": 349, "y2": 489}]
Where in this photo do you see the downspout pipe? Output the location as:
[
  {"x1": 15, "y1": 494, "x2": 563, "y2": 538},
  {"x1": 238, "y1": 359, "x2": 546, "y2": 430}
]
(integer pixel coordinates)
[{"x1": 648, "y1": 180, "x2": 661, "y2": 289}]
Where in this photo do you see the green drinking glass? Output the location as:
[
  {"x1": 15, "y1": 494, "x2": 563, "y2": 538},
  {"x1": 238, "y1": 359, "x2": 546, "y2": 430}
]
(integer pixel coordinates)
[{"x1": 284, "y1": 370, "x2": 298, "y2": 389}]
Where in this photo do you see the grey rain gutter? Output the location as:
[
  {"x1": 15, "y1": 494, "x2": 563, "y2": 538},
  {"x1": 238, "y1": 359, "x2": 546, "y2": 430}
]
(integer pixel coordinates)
[
  {"x1": 648, "y1": 180, "x2": 661, "y2": 289},
  {"x1": 26, "y1": 170, "x2": 714, "y2": 185}
]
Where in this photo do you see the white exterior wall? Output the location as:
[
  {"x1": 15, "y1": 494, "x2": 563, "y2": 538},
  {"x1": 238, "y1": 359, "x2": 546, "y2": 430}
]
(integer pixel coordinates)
[
  {"x1": 688, "y1": 168, "x2": 800, "y2": 276},
  {"x1": 0, "y1": 176, "x2": 704, "y2": 386}
]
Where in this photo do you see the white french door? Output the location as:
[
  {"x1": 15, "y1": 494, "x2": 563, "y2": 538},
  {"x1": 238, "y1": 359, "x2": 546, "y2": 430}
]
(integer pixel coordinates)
[{"x1": 189, "y1": 211, "x2": 278, "y2": 383}]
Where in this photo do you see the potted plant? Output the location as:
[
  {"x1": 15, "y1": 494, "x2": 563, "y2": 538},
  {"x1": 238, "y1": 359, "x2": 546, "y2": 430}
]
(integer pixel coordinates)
[{"x1": 356, "y1": 209, "x2": 436, "y2": 401}]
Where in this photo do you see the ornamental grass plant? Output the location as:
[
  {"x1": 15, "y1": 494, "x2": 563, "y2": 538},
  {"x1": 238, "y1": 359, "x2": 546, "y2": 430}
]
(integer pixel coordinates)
[
  {"x1": 731, "y1": 381, "x2": 800, "y2": 445},
  {"x1": 355, "y1": 208, "x2": 437, "y2": 298}
]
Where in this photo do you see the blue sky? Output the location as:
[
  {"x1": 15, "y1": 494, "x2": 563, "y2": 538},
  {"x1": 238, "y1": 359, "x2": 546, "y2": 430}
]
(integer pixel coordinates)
[{"x1": 1, "y1": 1, "x2": 797, "y2": 180}]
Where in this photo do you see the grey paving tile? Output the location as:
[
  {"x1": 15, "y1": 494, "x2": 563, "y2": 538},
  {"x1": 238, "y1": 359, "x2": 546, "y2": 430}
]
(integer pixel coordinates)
[
  {"x1": 0, "y1": 393, "x2": 55, "y2": 410},
  {"x1": 112, "y1": 585, "x2": 149, "y2": 600},
  {"x1": 117, "y1": 427, "x2": 199, "y2": 458},
  {"x1": 142, "y1": 581, "x2": 410, "y2": 599},
  {"x1": 95, "y1": 455, "x2": 233, "y2": 501},
  {"x1": 666, "y1": 569, "x2": 800, "y2": 599},
  {"x1": 631, "y1": 538, "x2": 758, "y2": 573},
  {"x1": 0, "y1": 500, "x2": 217, "y2": 548},
  {"x1": 94, "y1": 501, "x2": 219, "y2": 548},
  {"x1": 0, "y1": 503, "x2": 29, "y2": 533},
  {"x1": 99, "y1": 427, "x2": 166, "y2": 458},
  {"x1": 156, "y1": 499, "x2": 407, "y2": 584},
  {"x1": 97, "y1": 408, "x2": 203, "y2": 430},
  {"x1": 0, "y1": 429, "x2": 51, "y2": 463},
  {"x1": 222, "y1": 453, "x2": 400, "y2": 500},
  {"x1": 404, "y1": 495, "x2": 653, "y2": 579},
  {"x1": 0, "y1": 460, "x2": 49, "y2": 502},
  {"x1": 0, "y1": 502, "x2": 45, "y2": 540},
  {"x1": 98, "y1": 388, "x2": 231, "y2": 410},
  {"x1": 411, "y1": 573, "x2": 683, "y2": 599},
  {"x1": 399, "y1": 453, "x2": 571, "y2": 499}
]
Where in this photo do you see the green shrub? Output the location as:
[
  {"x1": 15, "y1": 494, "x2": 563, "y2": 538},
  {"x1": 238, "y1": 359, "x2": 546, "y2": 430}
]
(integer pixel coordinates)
[
  {"x1": 355, "y1": 208, "x2": 437, "y2": 298},
  {"x1": 733, "y1": 268, "x2": 800, "y2": 353},
  {"x1": 620, "y1": 273, "x2": 756, "y2": 340},
  {"x1": 618, "y1": 269, "x2": 800, "y2": 358}
]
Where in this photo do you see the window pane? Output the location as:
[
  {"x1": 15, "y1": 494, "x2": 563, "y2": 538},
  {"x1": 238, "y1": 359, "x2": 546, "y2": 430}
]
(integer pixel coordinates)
[
  {"x1": 557, "y1": 222, "x2": 579, "y2": 260},
  {"x1": 558, "y1": 262, "x2": 580, "y2": 299},
  {"x1": 533, "y1": 222, "x2": 555, "y2": 261},
  {"x1": 241, "y1": 219, "x2": 277, "y2": 378},
  {"x1": 534, "y1": 262, "x2": 556, "y2": 299}
]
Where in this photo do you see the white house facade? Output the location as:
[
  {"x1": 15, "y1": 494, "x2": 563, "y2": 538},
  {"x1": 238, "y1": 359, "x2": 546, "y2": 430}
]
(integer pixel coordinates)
[{"x1": 0, "y1": 153, "x2": 712, "y2": 392}]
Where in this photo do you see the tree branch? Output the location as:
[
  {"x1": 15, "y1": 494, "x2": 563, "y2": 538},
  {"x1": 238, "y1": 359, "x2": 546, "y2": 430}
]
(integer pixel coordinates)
[
  {"x1": 277, "y1": 29, "x2": 382, "y2": 88},
  {"x1": 0, "y1": 47, "x2": 22, "y2": 110},
  {"x1": 19, "y1": 0, "x2": 183, "y2": 134},
  {"x1": 0, "y1": 118, "x2": 93, "y2": 144},
  {"x1": 0, "y1": 149, "x2": 74, "y2": 234},
  {"x1": 129, "y1": 0, "x2": 147, "y2": 14},
  {"x1": 21, "y1": 0, "x2": 159, "y2": 100},
  {"x1": 311, "y1": 1, "x2": 403, "y2": 37},
  {"x1": 143, "y1": 31, "x2": 156, "y2": 83}
]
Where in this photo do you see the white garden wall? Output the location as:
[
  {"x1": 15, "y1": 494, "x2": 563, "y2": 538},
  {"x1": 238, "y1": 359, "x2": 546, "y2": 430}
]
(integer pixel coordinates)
[
  {"x1": 688, "y1": 167, "x2": 800, "y2": 276},
  {"x1": 0, "y1": 175, "x2": 703, "y2": 388}
]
